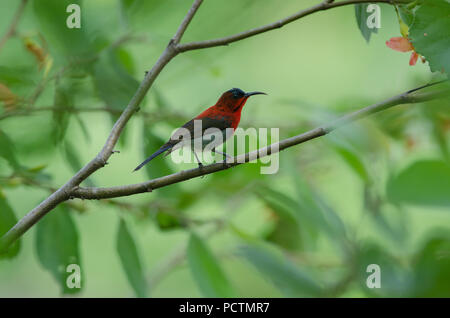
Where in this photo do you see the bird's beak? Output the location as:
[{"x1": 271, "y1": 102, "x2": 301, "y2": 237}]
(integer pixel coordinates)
[{"x1": 245, "y1": 91, "x2": 267, "y2": 97}]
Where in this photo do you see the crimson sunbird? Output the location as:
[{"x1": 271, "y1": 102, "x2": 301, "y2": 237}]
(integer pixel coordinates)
[{"x1": 134, "y1": 88, "x2": 266, "y2": 171}]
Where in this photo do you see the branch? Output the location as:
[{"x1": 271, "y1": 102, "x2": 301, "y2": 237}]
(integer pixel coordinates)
[
  {"x1": 171, "y1": 0, "x2": 203, "y2": 44},
  {"x1": 27, "y1": 33, "x2": 146, "y2": 108},
  {"x1": 177, "y1": 0, "x2": 411, "y2": 52},
  {"x1": 0, "y1": 0, "x2": 204, "y2": 252},
  {"x1": 0, "y1": 0, "x2": 418, "y2": 253},
  {"x1": 72, "y1": 84, "x2": 450, "y2": 200},
  {"x1": 0, "y1": 0, "x2": 28, "y2": 52},
  {"x1": 0, "y1": 104, "x2": 184, "y2": 122}
]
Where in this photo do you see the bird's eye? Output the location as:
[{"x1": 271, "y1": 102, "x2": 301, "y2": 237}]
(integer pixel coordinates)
[{"x1": 230, "y1": 88, "x2": 245, "y2": 99}]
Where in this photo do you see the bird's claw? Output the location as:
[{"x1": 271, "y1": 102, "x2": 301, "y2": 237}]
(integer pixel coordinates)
[{"x1": 197, "y1": 163, "x2": 206, "y2": 178}]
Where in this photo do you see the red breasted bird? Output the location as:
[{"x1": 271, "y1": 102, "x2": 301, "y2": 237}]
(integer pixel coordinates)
[{"x1": 134, "y1": 88, "x2": 266, "y2": 171}]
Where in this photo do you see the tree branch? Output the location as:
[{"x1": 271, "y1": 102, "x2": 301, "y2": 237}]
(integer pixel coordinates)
[
  {"x1": 71, "y1": 84, "x2": 449, "y2": 200},
  {"x1": 0, "y1": 104, "x2": 184, "y2": 122},
  {"x1": 0, "y1": 0, "x2": 420, "y2": 253},
  {"x1": 171, "y1": 0, "x2": 203, "y2": 45},
  {"x1": 0, "y1": 0, "x2": 204, "y2": 252},
  {"x1": 177, "y1": 0, "x2": 412, "y2": 52},
  {"x1": 0, "y1": 0, "x2": 28, "y2": 52}
]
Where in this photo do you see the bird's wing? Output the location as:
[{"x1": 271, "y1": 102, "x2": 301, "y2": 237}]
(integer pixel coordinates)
[
  {"x1": 165, "y1": 116, "x2": 232, "y2": 146},
  {"x1": 185, "y1": 116, "x2": 232, "y2": 131}
]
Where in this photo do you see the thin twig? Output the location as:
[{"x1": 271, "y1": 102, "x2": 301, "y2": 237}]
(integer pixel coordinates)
[
  {"x1": 0, "y1": 0, "x2": 28, "y2": 52},
  {"x1": 171, "y1": 0, "x2": 203, "y2": 45},
  {"x1": 0, "y1": 104, "x2": 184, "y2": 121},
  {"x1": 0, "y1": 0, "x2": 418, "y2": 253},
  {"x1": 0, "y1": 0, "x2": 205, "y2": 252},
  {"x1": 27, "y1": 33, "x2": 142, "y2": 107},
  {"x1": 71, "y1": 85, "x2": 449, "y2": 200},
  {"x1": 177, "y1": 0, "x2": 412, "y2": 52}
]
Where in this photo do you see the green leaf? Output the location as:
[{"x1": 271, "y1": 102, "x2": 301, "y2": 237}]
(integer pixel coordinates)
[
  {"x1": 63, "y1": 141, "x2": 94, "y2": 187},
  {"x1": 74, "y1": 114, "x2": 91, "y2": 142},
  {"x1": 52, "y1": 79, "x2": 74, "y2": 145},
  {"x1": 374, "y1": 106, "x2": 414, "y2": 140},
  {"x1": 423, "y1": 98, "x2": 450, "y2": 160},
  {"x1": 27, "y1": 164, "x2": 47, "y2": 174},
  {"x1": 412, "y1": 233, "x2": 450, "y2": 297},
  {"x1": 92, "y1": 48, "x2": 139, "y2": 146},
  {"x1": 409, "y1": 0, "x2": 450, "y2": 75},
  {"x1": 241, "y1": 245, "x2": 323, "y2": 297},
  {"x1": 310, "y1": 190, "x2": 347, "y2": 239},
  {"x1": 63, "y1": 141, "x2": 81, "y2": 172},
  {"x1": 0, "y1": 129, "x2": 20, "y2": 170},
  {"x1": 119, "y1": 0, "x2": 140, "y2": 28},
  {"x1": 354, "y1": 4, "x2": 378, "y2": 43},
  {"x1": 120, "y1": 0, "x2": 140, "y2": 11},
  {"x1": 387, "y1": 160, "x2": 450, "y2": 207},
  {"x1": 336, "y1": 147, "x2": 368, "y2": 182},
  {"x1": 0, "y1": 190, "x2": 21, "y2": 259},
  {"x1": 35, "y1": 204, "x2": 82, "y2": 294},
  {"x1": 332, "y1": 143, "x2": 369, "y2": 183},
  {"x1": 209, "y1": 160, "x2": 266, "y2": 194},
  {"x1": 154, "y1": 211, "x2": 182, "y2": 230},
  {"x1": 116, "y1": 219, "x2": 147, "y2": 297},
  {"x1": 255, "y1": 187, "x2": 303, "y2": 250},
  {"x1": 92, "y1": 48, "x2": 139, "y2": 111},
  {"x1": 187, "y1": 232, "x2": 235, "y2": 297},
  {"x1": 364, "y1": 185, "x2": 407, "y2": 243},
  {"x1": 264, "y1": 216, "x2": 302, "y2": 251},
  {"x1": 398, "y1": 4, "x2": 415, "y2": 28},
  {"x1": 115, "y1": 48, "x2": 136, "y2": 76},
  {"x1": 279, "y1": 158, "x2": 349, "y2": 250},
  {"x1": 32, "y1": 0, "x2": 93, "y2": 62},
  {"x1": 153, "y1": 87, "x2": 170, "y2": 110},
  {"x1": 0, "y1": 66, "x2": 36, "y2": 88},
  {"x1": 431, "y1": 118, "x2": 450, "y2": 160},
  {"x1": 290, "y1": 166, "x2": 347, "y2": 242},
  {"x1": 356, "y1": 242, "x2": 413, "y2": 297}
]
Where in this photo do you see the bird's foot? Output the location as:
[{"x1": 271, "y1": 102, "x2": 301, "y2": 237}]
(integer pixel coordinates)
[{"x1": 197, "y1": 162, "x2": 206, "y2": 178}]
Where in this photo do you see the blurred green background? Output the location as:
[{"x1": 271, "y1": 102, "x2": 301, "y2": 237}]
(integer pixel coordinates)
[{"x1": 0, "y1": 0, "x2": 449, "y2": 297}]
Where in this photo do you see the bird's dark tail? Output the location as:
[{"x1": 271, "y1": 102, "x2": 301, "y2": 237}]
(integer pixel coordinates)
[{"x1": 133, "y1": 144, "x2": 173, "y2": 172}]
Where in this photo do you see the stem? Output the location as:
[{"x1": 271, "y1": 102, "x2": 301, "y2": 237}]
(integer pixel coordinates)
[
  {"x1": 178, "y1": 0, "x2": 412, "y2": 52},
  {"x1": 0, "y1": 0, "x2": 204, "y2": 253},
  {"x1": 0, "y1": 0, "x2": 28, "y2": 52},
  {"x1": 0, "y1": 0, "x2": 420, "y2": 254},
  {"x1": 71, "y1": 85, "x2": 449, "y2": 200}
]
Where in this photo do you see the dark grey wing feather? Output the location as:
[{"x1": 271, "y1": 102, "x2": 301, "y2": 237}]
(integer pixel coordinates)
[{"x1": 164, "y1": 116, "x2": 232, "y2": 147}]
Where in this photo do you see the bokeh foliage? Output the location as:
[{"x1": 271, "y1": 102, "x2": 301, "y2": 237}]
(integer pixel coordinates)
[{"x1": 0, "y1": 0, "x2": 449, "y2": 297}]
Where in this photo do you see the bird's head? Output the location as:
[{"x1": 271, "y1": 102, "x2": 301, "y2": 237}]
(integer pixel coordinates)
[{"x1": 216, "y1": 88, "x2": 266, "y2": 112}]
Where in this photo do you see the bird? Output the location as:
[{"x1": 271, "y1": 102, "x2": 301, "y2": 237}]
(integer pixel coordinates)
[{"x1": 133, "y1": 88, "x2": 266, "y2": 171}]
